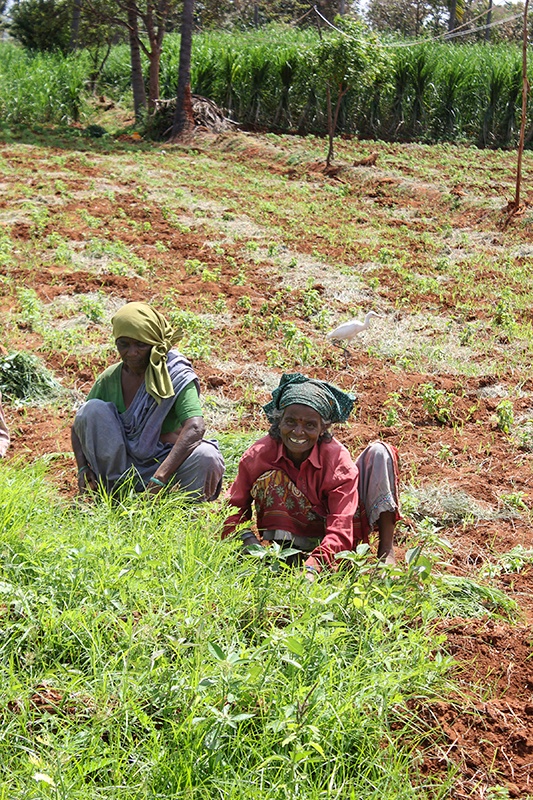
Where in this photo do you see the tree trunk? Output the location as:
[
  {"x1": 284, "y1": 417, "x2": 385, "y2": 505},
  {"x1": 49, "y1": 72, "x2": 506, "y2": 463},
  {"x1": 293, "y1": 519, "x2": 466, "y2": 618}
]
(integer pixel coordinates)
[
  {"x1": 326, "y1": 86, "x2": 346, "y2": 166},
  {"x1": 70, "y1": 0, "x2": 82, "y2": 50},
  {"x1": 484, "y1": 0, "x2": 493, "y2": 42},
  {"x1": 339, "y1": 0, "x2": 346, "y2": 14},
  {"x1": 128, "y1": 3, "x2": 147, "y2": 120},
  {"x1": 448, "y1": 0, "x2": 457, "y2": 32},
  {"x1": 254, "y1": 3, "x2": 259, "y2": 27},
  {"x1": 148, "y1": 45, "x2": 161, "y2": 111},
  {"x1": 170, "y1": 0, "x2": 195, "y2": 139}
]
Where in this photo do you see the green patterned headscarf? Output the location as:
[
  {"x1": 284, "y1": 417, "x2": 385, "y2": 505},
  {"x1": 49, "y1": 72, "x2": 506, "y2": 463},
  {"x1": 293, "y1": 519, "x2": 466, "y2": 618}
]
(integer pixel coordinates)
[
  {"x1": 263, "y1": 373, "x2": 355, "y2": 424},
  {"x1": 112, "y1": 302, "x2": 180, "y2": 404}
]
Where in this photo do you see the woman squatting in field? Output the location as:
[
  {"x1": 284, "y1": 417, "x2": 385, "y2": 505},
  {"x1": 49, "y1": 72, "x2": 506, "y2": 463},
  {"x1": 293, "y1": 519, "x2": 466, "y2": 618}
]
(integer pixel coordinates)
[
  {"x1": 222, "y1": 373, "x2": 400, "y2": 581},
  {"x1": 72, "y1": 302, "x2": 224, "y2": 499}
]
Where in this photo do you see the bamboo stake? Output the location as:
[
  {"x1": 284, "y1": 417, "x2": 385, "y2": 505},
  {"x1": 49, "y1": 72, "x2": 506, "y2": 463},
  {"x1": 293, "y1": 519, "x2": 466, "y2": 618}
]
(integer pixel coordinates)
[{"x1": 511, "y1": 0, "x2": 530, "y2": 211}]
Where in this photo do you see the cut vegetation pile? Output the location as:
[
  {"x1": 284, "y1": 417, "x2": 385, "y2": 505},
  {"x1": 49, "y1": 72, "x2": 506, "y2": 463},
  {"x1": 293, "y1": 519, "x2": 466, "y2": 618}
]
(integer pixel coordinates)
[{"x1": 0, "y1": 126, "x2": 532, "y2": 797}]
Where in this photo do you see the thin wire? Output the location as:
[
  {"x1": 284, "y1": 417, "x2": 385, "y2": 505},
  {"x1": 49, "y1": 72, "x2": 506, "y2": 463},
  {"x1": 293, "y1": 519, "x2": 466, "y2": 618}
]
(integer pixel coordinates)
[
  {"x1": 444, "y1": 11, "x2": 524, "y2": 40},
  {"x1": 383, "y1": 11, "x2": 524, "y2": 47},
  {"x1": 312, "y1": 3, "x2": 527, "y2": 49},
  {"x1": 313, "y1": 5, "x2": 346, "y2": 33}
]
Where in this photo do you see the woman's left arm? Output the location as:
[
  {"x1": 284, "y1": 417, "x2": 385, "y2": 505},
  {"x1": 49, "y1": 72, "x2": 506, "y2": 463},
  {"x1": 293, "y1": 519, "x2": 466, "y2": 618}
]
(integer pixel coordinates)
[
  {"x1": 305, "y1": 462, "x2": 359, "y2": 572},
  {"x1": 148, "y1": 416, "x2": 205, "y2": 491}
]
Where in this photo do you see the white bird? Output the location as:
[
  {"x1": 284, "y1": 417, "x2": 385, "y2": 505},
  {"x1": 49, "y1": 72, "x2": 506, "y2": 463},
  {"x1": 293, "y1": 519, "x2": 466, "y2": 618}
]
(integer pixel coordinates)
[{"x1": 327, "y1": 311, "x2": 382, "y2": 365}]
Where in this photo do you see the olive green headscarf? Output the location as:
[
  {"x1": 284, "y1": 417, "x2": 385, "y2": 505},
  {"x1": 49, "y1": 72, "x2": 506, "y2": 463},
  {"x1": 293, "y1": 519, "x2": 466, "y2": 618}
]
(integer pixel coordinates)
[
  {"x1": 263, "y1": 373, "x2": 355, "y2": 424},
  {"x1": 112, "y1": 302, "x2": 180, "y2": 404}
]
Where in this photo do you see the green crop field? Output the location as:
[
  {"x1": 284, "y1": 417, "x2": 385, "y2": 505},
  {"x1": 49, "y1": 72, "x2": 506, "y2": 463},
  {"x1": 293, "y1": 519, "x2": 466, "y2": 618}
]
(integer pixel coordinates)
[{"x1": 0, "y1": 31, "x2": 532, "y2": 796}]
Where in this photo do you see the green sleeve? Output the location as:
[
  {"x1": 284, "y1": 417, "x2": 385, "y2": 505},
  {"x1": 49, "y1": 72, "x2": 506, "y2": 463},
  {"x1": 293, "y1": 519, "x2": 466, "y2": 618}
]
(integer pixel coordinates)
[
  {"x1": 87, "y1": 368, "x2": 201, "y2": 433},
  {"x1": 87, "y1": 364, "x2": 124, "y2": 409},
  {"x1": 161, "y1": 380, "x2": 203, "y2": 434}
]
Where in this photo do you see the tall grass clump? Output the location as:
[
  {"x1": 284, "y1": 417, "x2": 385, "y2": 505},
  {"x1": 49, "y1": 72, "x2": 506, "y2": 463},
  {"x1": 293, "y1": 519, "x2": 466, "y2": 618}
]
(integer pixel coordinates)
[
  {"x1": 0, "y1": 461, "x2": 515, "y2": 796},
  {"x1": 153, "y1": 31, "x2": 533, "y2": 148},
  {"x1": 0, "y1": 43, "x2": 88, "y2": 125}
]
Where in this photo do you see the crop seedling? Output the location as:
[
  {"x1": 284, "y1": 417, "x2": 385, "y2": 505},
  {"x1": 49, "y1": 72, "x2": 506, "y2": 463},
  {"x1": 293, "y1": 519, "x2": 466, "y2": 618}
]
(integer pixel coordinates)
[
  {"x1": 184, "y1": 258, "x2": 205, "y2": 275},
  {"x1": 230, "y1": 270, "x2": 246, "y2": 285},
  {"x1": 16, "y1": 287, "x2": 44, "y2": 331},
  {"x1": 495, "y1": 399, "x2": 514, "y2": 433},
  {"x1": 499, "y1": 491, "x2": 528, "y2": 512},
  {"x1": 493, "y1": 298, "x2": 516, "y2": 329},
  {"x1": 79, "y1": 293, "x2": 106, "y2": 324},
  {"x1": 202, "y1": 266, "x2": 221, "y2": 282},
  {"x1": 237, "y1": 295, "x2": 252, "y2": 311},
  {"x1": 419, "y1": 383, "x2": 454, "y2": 424},
  {"x1": 300, "y1": 287, "x2": 323, "y2": 319},
  {"x1": 381, "y1": 391, "x2": 403, "y2": 427}
]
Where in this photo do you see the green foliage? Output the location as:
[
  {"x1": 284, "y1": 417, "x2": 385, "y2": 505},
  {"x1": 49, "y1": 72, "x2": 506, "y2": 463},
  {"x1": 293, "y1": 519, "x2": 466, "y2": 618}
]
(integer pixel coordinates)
[
  {"x1": 480, "y1": 545, "x2": 533, "y2": 579},
  {"x1": 0, "y1": 461, "x2": 489, "y2": 797},
  {"x1": 317, "y1": 19, "x2": 387, "y2": 93},
  {"x1": 0, "y1": 25, "x2": 531, "y2": 148},
  {"x1": 495, "y1": 398, "x2": 514, "y2": 433},
  {"x1": 9, "y1": 0, "x2": 71, "y2": 53},
  {"x1": 0, "y1": 44, "x2": 86, "y2": 124},
  {"x1": 86, "y1": 237, "x2": 149, "y2": 276},
  {"x1": 163, "y1": 306, "x2": 214, "y2": 362},
  {"x1": 381, "y1": 391, "x2": 403, "y2": 427}
]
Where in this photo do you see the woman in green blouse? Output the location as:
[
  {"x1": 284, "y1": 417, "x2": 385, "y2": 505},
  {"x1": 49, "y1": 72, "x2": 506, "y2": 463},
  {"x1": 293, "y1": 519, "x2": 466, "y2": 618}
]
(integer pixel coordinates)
[{"x1": 71, "y1": 302, "x2": 224, "y2": 499}]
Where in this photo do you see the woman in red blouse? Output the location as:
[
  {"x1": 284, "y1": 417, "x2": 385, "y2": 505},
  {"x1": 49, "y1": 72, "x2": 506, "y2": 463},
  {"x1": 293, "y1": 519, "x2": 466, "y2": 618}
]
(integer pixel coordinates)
[{"x1": 222, "y1": 373, "x2": 399, "y2": 579}]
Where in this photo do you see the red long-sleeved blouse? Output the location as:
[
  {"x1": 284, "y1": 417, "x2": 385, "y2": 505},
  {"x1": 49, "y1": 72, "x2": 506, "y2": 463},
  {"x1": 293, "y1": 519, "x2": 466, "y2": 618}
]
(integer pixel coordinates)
[{"x1": 222, "y1": 434, "x2": 359, "y2": 567}]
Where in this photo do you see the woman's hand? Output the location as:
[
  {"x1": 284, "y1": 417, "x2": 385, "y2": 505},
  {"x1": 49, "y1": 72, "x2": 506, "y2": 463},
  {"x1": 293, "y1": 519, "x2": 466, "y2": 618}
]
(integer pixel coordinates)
[
  {"x1": 303, "y1": 556, "x2": 321, "y2": 583},
  {"x1": 77, "y1": 465, "x2": 97, "y2": 493},
  {"x1": 146, "y1": 476, "x2": 167, "y2": 495}
]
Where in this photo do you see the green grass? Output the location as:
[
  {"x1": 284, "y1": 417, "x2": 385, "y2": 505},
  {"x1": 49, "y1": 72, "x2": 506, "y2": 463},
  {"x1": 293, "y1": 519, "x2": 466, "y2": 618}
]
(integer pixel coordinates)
[{"x1": 2, "y1": 460, "x2": 514, "y2": 797}]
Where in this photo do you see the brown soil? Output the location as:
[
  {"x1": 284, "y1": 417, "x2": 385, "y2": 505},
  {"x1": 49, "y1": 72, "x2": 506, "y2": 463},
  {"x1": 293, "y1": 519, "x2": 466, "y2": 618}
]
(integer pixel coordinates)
[{"x1": 1, "y1": 131, "x2": 533, "y2": 795}]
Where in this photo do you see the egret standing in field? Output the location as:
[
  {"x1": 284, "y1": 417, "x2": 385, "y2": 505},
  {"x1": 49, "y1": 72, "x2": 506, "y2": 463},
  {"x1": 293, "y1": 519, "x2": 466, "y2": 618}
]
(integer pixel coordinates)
[{"x1": 327, "y1": 311, "x2": 382, "y2": 365}]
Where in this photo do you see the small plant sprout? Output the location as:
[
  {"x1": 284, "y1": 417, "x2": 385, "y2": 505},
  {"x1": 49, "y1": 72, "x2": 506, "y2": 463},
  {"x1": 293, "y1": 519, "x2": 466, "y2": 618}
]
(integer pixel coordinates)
[
  {"x1": 237, "y1": 295, "x2": 252, "y2": 312},
  {"x1": 499, "y1": 491, "x2": 528, "y2": 512},
  {"x1": 495, "y1": 399, "x2": 514, "y2": 433},
  {"x1": 381, "y1": 391, "x2": 402, "y2": 427},
  {"x1": 79, "y1": 293, "x2": 106, "y2": 324},
  {"x1": 437, "y1": 444, "x2": 455, "y2": 464}
]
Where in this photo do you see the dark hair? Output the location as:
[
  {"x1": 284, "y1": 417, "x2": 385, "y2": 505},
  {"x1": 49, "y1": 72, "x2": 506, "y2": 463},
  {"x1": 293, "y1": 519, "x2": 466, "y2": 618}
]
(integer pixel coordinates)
[{"x1": 268, "y1": 408, "x2": 332, "y2": 443}]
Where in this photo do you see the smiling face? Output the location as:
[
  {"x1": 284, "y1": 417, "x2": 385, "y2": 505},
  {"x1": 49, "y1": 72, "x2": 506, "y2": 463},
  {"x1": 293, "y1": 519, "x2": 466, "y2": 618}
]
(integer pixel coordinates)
[
  {"x1": 279, "y1": 403, "x2": 327, "y2": 465},
  {"x1": 115, "y1": 336, "x2": 152, "y2": 375}
]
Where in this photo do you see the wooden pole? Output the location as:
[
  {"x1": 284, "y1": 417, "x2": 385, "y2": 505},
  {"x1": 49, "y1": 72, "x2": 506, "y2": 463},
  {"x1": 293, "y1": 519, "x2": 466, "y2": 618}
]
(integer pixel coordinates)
[{"x1": 512, "y1": 0, "x2": 530, "y2": 210}]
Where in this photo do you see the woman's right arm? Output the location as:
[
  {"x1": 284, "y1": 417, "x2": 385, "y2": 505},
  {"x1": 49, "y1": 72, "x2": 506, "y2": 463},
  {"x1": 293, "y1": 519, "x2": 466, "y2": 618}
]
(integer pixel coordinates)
[
  {"x1": 71, "y1": 426, "x2": 98, "y2": 493},
  {"x1": 221, "y1": 456, "x2": 255, "y2": 539}
]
